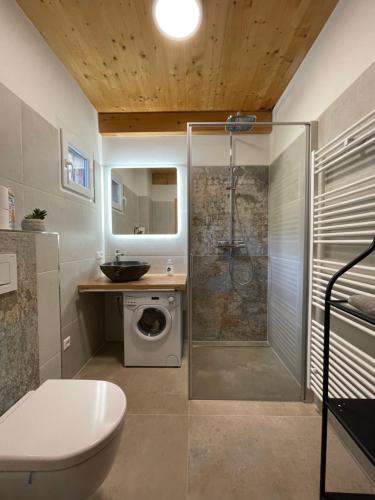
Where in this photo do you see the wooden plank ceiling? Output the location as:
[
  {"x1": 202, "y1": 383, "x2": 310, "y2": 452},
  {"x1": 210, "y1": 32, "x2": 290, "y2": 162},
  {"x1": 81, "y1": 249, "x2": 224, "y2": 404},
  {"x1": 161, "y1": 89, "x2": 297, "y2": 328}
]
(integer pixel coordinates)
[{"x1": 17, "y1": 0, "x2": 337, "y2": 134}]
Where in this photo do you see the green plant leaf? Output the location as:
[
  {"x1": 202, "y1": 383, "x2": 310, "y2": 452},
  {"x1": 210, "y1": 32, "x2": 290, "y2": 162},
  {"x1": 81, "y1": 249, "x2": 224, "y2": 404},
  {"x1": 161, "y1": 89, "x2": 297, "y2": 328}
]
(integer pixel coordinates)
[{"x1": 25, "y1": 208, "x2": 47, "y2": 220}]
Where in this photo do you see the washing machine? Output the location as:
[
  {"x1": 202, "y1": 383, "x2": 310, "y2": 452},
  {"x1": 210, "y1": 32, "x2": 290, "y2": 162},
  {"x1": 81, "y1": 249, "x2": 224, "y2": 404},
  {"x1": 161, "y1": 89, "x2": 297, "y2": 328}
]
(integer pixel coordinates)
[{"x1": 123, "y1": 291, "x2": 182, "y2": 367}]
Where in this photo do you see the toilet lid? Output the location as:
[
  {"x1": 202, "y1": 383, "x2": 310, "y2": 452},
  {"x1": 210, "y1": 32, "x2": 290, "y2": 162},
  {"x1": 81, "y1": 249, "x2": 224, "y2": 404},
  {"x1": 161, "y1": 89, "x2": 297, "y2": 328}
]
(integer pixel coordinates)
[{"x1": 0, "y1": 380, "x2": 127, "y2": 472}]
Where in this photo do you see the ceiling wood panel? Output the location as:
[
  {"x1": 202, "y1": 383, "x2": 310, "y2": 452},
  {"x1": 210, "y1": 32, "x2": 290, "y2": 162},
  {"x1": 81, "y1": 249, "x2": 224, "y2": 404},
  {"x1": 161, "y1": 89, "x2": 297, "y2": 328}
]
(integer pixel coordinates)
[
  {"x1": 17, "y1": 0, "x2": 337, "y2": 113},
  {"x1": 99, "y1": 110, "x2": 272, "y2": 135}
]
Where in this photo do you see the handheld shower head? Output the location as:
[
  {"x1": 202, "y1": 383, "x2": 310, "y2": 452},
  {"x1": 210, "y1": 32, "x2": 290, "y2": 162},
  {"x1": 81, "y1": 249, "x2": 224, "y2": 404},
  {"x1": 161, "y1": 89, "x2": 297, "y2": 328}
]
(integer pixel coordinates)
[{"x1": 225, "y1": 112, "x2": 257, "y2": 133}]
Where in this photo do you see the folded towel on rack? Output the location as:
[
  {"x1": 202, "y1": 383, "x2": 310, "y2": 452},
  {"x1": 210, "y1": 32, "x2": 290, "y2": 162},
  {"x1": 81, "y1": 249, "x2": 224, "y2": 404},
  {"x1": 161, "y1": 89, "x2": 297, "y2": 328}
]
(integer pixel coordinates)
[{"x1": 348, "y1": 295, "x2": 375, "y2": 317}]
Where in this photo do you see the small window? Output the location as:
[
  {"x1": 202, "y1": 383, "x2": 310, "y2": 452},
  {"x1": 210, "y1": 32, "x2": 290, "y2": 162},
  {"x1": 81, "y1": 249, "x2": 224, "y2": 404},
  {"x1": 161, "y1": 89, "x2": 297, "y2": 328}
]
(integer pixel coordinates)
[
  {"x1": 111, "y1": 179, "x2": 124, "y2": 212},
  {"x1": 67, "y1": 145, "x2": 89, "y2": 189},
  {"x1": 60, "y1": 128, "x2": 94, "y2": 200}
]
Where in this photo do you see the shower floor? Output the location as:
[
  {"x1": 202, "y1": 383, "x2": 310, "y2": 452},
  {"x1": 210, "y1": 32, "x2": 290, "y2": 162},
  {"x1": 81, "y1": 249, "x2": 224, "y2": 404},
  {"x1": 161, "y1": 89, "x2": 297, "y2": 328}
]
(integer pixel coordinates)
[{"x1": 191, "y1": 345, "x2": 301, "y2": 401}]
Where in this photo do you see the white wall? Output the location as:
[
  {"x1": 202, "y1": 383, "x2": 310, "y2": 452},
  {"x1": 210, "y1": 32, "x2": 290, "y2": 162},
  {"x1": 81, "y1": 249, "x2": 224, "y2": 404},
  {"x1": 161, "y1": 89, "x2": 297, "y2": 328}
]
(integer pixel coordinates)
[
  {"x1": 0, "y1": 0, "x2": 104, "y2": 378},
  {"x1": 272, "y1": 0, "x2": 375, "y2": 159},
  {"x1": 192, "y1": 134, "x2": 270, "y2": 166},
  {"x1": 104, "y1": 136, "x2": 187, "y2": 166},
  {"x1": 104, "y1": 134, "x2": 270, "y2": 167}
]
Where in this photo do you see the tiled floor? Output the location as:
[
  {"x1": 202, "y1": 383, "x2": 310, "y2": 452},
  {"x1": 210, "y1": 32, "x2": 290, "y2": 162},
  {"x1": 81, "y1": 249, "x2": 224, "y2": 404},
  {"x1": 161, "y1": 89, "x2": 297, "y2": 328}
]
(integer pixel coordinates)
[
  {"x1": 79, "y1": 342, "x2": 374, "y2": 500},
  {"x1": 191, "y1": 345, "x2": 301, "y2": 400}
]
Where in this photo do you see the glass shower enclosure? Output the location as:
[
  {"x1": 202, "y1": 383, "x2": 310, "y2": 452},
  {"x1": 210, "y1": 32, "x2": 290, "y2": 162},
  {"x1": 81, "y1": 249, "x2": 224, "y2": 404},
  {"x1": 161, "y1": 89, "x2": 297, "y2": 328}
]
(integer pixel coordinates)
[{"x1": 187, "y1": 121, "x2": 313, "y2": 401}]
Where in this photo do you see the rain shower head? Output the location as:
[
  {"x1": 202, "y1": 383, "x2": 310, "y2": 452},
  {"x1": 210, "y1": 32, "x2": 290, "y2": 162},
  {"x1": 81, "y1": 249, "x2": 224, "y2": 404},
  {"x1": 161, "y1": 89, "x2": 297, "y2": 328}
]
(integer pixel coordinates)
[{"x1": 225, "y1": 112, "x2": 257, "y2": 133}]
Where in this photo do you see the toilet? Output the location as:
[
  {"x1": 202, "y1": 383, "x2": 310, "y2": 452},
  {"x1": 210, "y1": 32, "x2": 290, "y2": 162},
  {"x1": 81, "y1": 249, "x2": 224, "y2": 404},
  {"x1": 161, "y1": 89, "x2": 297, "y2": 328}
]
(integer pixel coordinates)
[{"x1": 0, "y1": 379, "x2": 126, "y2": 500}]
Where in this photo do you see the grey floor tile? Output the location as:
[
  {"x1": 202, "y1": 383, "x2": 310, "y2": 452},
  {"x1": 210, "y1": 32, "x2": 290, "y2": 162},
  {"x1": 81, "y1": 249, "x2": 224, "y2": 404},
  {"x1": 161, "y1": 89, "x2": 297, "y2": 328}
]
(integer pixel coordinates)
[
  {"x1": 187, "y1": 415, "x2": 374, "y2": 500},
  {"x1": 79, "y1": 342, "x2": 188, "y2": 414},
  {"x1": 191, "y1": 345, "x2": 301, "y2": 400},
  {"x1": 93, "y1": 415, "x2": 188, "y2": 500},
  {"x1": 82, "y1": 343, "x2": 373, "y2": 500}
]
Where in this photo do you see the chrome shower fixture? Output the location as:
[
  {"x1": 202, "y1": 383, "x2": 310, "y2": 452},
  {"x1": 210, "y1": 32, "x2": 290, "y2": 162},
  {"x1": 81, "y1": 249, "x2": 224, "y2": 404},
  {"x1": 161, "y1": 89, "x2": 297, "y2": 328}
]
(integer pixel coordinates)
[{"x1": 225, "y1": 112, "x2": 257, "y2": 133}]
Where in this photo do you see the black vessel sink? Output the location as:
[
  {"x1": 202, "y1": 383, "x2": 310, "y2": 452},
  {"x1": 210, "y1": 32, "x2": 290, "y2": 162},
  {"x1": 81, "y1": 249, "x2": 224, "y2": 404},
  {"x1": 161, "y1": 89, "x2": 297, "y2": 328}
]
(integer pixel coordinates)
[{"x1": 100, "y1": 261, "x2": 150, "y2": 282}]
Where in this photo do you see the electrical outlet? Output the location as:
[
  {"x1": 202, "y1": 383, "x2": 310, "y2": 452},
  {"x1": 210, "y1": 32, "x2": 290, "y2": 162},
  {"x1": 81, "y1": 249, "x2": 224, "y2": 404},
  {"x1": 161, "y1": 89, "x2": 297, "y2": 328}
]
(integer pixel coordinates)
[
  {"x1": 63, "y1": 336, "x2": 71, "y2": 351},
  {"x1": 96, "y1": 250, "x2": 104, "y2": 260}
]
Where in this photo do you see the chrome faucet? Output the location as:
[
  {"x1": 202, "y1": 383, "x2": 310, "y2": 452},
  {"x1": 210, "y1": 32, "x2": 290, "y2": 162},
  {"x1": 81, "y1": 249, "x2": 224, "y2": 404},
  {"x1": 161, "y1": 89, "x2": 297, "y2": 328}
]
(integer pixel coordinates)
[{"x1": 115, "y1": 249, "x2": 125, "y2": 263}]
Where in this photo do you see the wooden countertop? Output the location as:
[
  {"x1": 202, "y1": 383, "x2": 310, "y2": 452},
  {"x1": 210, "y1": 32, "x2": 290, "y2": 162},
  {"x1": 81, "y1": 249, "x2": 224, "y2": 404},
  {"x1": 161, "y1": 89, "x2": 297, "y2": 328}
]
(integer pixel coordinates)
[{"x1": 78, "y1": 273, "x2": 187, "y2": 292}]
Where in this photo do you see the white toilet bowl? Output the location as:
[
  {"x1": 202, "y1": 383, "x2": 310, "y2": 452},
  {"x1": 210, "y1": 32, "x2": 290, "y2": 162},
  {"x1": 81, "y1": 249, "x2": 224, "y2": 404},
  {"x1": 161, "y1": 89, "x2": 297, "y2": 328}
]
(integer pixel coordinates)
[{"x1": 0, "y1": 379, "x2": 127, "y2": 500}]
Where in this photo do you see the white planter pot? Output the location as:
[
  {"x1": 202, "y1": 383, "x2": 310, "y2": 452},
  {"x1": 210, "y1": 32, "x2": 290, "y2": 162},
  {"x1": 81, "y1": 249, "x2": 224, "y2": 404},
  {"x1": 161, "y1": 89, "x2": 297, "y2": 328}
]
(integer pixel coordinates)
[{"x1": 21, "y1": 219, "x2": 46, "y2": 232}]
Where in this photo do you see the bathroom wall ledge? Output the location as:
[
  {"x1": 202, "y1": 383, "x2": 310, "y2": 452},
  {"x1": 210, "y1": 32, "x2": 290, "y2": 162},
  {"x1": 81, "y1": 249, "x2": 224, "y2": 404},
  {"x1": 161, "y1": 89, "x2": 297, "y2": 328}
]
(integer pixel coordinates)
[
  {"x1": 78, "y1": 274, "x2": 187, "y2": 292},
  {"x1": 0, "y1": 229, "x2": 58, "y2": 235}
]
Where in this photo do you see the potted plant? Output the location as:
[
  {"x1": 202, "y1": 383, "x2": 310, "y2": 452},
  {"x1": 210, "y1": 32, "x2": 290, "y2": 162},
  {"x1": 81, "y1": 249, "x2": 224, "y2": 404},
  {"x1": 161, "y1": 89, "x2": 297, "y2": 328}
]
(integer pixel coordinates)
[{"x1": 21, "y1": 208, "x2": 48, "y2": 232}]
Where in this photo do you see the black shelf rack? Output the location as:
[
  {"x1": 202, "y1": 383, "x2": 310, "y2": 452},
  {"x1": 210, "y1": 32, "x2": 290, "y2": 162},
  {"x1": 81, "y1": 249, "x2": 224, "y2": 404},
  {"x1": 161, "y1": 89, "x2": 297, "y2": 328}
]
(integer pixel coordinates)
[{"x1": 320, "y1": 236, "x2": 375, "y2": 500}]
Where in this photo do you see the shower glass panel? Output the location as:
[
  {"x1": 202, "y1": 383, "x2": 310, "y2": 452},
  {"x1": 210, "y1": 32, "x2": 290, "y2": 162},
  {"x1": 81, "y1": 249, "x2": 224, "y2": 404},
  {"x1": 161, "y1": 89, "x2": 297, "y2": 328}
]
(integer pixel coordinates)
[{"x1": 188, "y1": 122, "x2": 311, "y2": 401}]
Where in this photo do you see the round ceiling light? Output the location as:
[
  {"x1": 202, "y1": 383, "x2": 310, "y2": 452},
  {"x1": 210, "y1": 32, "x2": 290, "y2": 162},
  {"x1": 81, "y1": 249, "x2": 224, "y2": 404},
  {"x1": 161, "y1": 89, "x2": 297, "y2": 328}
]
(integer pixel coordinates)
[{"x1": 153, "y1": 0, "x2": 202, "y2": 40}]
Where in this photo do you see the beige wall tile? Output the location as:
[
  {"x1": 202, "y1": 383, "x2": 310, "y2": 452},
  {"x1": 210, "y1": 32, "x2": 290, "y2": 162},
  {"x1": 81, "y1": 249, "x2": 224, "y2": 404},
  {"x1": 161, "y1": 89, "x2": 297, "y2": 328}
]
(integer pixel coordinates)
[
  {"x1": 105, "y1": 294, "x2": 124, "y2": 341},
  {"x1": 0, "y1": 83, "x2": 23, "y2": 183},
  {"x1": 22, "y1": 102, "x2": 60, "y2": 196},
  {"x1": 62, "y1": 301, "x2": 105, "y2": 379},
  {"x1": 61, "y1": 319, "x2": 87, "y2": 378},
  {"x1": 37, "y1": 270, "x2": 61, "y2": 366},
  {"x1": 57, "y1": 199, "x2": 101, "y2": 263},
  {"x1": 318, "y1": 61, "x2": 375, "y2": 148},
  {"x1": 40, "y1": 351, "x2": 61, "y2": 383},
  {"x1": 59, "y1": 261, "x2": 80, "y2": 328},
  {"x1": 60, "y1": 258, "x2": 100, "y2": 329},
  {"x1": 35, "y1": 233, "x2": 59, "y2": 273}
]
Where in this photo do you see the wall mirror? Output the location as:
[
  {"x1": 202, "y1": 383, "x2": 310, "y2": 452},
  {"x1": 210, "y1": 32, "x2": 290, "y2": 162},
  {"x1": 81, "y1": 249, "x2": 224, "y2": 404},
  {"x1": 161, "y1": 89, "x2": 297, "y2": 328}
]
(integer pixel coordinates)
[{"x1": 111, "y1": 167, "x2": 178, "y2": 235}]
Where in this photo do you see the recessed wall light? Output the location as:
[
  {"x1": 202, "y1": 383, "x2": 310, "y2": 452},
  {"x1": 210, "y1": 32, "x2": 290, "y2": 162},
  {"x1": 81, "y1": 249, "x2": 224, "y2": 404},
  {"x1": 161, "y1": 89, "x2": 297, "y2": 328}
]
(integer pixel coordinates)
[{"x1": 153, "y1": 0, "x2": 202, "y2": 40}]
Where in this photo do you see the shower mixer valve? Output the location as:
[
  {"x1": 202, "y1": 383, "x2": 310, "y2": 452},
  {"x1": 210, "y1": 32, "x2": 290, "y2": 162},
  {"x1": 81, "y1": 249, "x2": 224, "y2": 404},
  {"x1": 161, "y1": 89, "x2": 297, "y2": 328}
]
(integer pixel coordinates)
[{"x1": 217, "y1": 240, "x2": 246, "y2": 249}]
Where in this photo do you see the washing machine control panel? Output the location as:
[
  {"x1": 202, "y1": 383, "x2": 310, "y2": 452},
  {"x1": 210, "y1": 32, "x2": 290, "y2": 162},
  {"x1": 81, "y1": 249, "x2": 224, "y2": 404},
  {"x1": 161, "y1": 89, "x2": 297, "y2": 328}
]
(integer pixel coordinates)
[
  {"x1": 123, "y1": 292, "x2": 180, "y2": 309},
  {"x1": 123, "y1": 296, "x2": 137, "y2": 306},
  {"x1": 123, "y1": 295, "x2": 163, "y2": 306}
]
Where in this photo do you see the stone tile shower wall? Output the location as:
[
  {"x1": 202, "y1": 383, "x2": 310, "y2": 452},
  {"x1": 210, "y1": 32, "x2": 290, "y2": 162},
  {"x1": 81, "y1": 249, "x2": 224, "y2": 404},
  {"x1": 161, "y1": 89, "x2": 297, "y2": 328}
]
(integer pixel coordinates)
[
  {"x1": 0, "y1": 232, "x2": 39, "y2": 415},
  {"x1": 191, "y1": 165, "x2": 268, "y2": 343}
]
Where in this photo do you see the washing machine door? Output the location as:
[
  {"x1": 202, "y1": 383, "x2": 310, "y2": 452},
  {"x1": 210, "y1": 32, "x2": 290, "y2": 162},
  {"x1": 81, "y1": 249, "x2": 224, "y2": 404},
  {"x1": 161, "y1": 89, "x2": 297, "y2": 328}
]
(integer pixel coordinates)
[{"x1": 133, "y1": 305, "x2": 172, "y2": 342}]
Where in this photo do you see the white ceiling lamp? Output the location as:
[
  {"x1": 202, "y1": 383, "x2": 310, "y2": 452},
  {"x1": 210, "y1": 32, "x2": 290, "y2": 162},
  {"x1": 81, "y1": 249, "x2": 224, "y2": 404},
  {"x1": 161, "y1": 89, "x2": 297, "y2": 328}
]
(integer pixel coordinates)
[{"x1": 153, "y1": 0, "x2": 202, "y2": 40}]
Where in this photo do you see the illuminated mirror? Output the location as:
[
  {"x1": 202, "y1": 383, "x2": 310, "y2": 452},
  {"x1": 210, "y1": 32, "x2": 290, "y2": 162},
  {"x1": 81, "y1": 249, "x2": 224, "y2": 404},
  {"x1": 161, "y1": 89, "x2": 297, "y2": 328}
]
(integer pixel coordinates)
[{"x1": 111, "y1": 167, "x2": 178, "y2": 235}]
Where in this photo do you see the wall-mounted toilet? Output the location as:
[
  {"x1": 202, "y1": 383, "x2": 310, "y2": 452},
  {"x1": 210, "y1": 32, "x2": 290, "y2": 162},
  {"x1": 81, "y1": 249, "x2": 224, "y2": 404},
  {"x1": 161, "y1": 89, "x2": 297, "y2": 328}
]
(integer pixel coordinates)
[{"x1": 0, "y1": 379, "x2": 126, "y2": 500}]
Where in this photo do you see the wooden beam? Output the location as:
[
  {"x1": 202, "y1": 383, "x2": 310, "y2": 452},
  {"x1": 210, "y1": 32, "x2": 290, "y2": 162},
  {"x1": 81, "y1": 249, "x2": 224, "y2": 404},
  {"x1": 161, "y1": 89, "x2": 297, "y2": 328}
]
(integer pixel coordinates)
[
  {"x1": 152, "y1": 170, "x2": 177, "y2": 185},
  {"x1": 98, "y1": 111, "x2": 272, "y2": 136}
]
